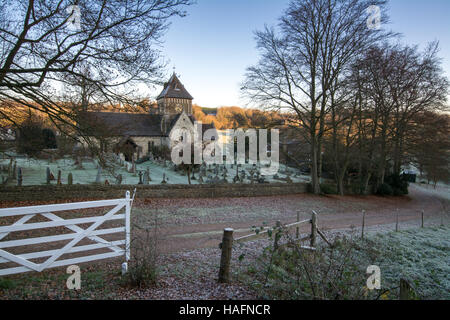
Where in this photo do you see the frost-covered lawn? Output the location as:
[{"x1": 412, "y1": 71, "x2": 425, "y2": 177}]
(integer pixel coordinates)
[
  {"x1": 235, "y1": 225, "x2": 449, "y2": 300},
  {"x1": 366, "y1": 226, "x2": 450, "y2": 299},
  {"x1": 0, "y1": 156, "x2": 310, "y2": 186}
]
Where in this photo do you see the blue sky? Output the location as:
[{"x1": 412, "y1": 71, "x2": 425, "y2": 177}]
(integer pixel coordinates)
[{"x1": 148, "y1": 0, "x2": 450, "y2": 108}]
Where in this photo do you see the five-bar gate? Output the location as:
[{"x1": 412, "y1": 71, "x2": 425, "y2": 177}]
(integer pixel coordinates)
[{"x1": 0, "y1": 191, "x2": 132, "y2": 276}]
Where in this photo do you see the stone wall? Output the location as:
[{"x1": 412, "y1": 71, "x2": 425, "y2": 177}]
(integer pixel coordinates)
[{"x1": 0, "y1": 183, "x2": 308, "y2": 202}]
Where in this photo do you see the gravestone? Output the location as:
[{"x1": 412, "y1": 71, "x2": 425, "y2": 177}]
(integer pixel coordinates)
[
  {"x1": 57, "y1": 170, "x2": 62, "y2": 186},
  {"x1": 7, "y1": 159, "x2": 13, "y2": 178},
  {"x1": 46, "y1": 167, "x2": 51, "y2": 184},
  {"x1": 201, "y1": 164, "x2": 207, "y2": 177},
  {"x1": 95, "y1": 166, "x2": 102, "y2": 184},
  {"x1": 12, "y1": 161, "x2": 16, "y2": 180},
  {"x1": 222, "y1": 172, "x2": 228, "y2": 183},
  {"x1": 131, "y1": 160, "x2": 136, "y2": 174},
  {"x1": 17, "y1": 167, "x2": 22, "y2": 187},
  {"x1": 138, "y1": 171, "x2": 143, "y2": 185},
  {"x1": 240, "y1": 171, "x2": 246, "y2": 182},
  {"x1": 143, "y1": 168, "x2": 150, "y2": 185}
]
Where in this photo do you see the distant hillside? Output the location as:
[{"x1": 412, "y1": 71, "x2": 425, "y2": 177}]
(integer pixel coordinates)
[
  {"x1": 200, "y1": 107, "x2": 217, "y2": 115},
  {"x1": 192, "y1": 105, "x2": 284, "y2": 130}
]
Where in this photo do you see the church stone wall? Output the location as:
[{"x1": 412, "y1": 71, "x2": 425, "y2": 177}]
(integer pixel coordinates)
[{"x1": 132, "y1": 136, "x2": 167, "y2": 157}]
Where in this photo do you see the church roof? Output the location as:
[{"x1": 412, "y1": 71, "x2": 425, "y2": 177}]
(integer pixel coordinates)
[
  {"x1": 82, "y1": 111, "x2": 215, "y2": 138},
  {"x1": 82, "y1": 112, "x2": 164, "y2": 137},
  {"x1": 156, "y1": 73, "x2": 194, "y2": 100}
]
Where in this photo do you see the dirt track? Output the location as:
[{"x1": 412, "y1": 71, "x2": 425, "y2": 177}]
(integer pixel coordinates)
[
  {"x1": 1, "y1": 183, "x2": 448, "y2": 254},
  {"x1": 135, "y1": 183, "x2": 449, "y2": 253}
]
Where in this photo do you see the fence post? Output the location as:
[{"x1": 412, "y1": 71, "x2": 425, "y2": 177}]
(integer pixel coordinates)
[
  {"x1": 311, "y1": 211, "x2": 317, "y2": 247},
  {"x1": 395, "y1": 209, "x2": 399, "y2": 232},
  {"x1": 124, "y1": 191, "x2": 131, "y2": 273},
  {"x1": 296, "y1": 212, "x2": 300, "y2": 239},
  {"x1": 218, "y1": 228, "x2": 234, "y2": 283},
  {"x1": 421, "y1": 210, "x2": 424, "y2": 228},
  {"x1": 274, "y1": 220, "x2": 281, "y2": 250},
  {"x1": 361, "y1": 210, "x2": 366, "y2": 240},
  {"x1": 400, "y1": 278, "x2": 413, "y2": 300}
]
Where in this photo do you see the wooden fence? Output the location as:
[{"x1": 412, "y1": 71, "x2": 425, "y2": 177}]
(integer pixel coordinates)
[{"x1": 218, "y1": 210, "x2": 330, "y2": 283}]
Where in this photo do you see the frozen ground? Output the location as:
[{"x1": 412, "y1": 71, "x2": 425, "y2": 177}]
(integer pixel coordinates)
[
  {"x1": 411, "y1": 183, "x2": 450, "y2": 201},
  {"x1": 0, "y1": 181, "x2": 448, "y2": 300},
  {"x1": 0, "y1": 155, "x2": 310, "y2": 186}
]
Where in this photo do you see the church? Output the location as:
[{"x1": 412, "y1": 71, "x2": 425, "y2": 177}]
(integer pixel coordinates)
[{"x1": 82, "y1": 73, "x2": 215, "y2": 161}]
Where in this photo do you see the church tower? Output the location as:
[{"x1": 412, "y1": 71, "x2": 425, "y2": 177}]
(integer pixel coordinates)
[{"x1": 156, "y1": 73, "x2": 194, "y2": 115}]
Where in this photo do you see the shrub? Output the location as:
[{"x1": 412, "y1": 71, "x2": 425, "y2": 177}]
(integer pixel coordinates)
[
  {"x1": 16, "y1": 120, "x2": 45, "y2": 156},
  {"x1": 320, "y1": 183, "x2": 338, "y2": 195},
  {"x1": 385, "y1": 174, "x2": 408, "y2": 195},
  {"x1": 42, "y1": 128, "x2": 57, "y2": 149},
  {"x1": 123, "y1": 212, "x2": 159, "y2": 288},
  {"x1": 242, "y1": 232, "x2": 381, "y2": 300},
  {"x1": 377, "y1": 183, "x2": 393, "y2": 196}
]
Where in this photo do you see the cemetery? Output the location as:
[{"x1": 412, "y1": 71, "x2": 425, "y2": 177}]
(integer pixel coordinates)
[{"x1": 0, "y1": 152, "x2": 311, "y2": 188}]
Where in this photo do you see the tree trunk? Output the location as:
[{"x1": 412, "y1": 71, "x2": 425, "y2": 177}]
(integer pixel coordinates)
[
  {"x1": 337, "y1": 173, "x2": 345, "y2": 196},
  {"x1": 311, "y1": 137, "x2": 320, "y2": 194},
  {"x1": 187, "y1": 167, "x2": 191, "y2": 185},
  {"x1": 363, "y1": 172, "x2": 372, "y2": 195}
]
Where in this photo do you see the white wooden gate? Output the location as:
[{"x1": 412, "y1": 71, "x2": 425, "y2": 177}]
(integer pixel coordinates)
[{"x1": 0, "y1": 191, "x2": 132, "y2": 276}]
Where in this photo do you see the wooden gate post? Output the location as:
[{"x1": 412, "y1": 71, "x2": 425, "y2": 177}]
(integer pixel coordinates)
[
  {"x1": 218, "y1": 228, "x2": 234, "y2": 283},
  {"x1": 310, "y1": 211, "x2": 317, "y2": 247}
]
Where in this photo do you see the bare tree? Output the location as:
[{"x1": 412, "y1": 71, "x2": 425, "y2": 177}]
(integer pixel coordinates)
[
  {"x1": 0, "y1": 0, "x2": 192, "y2": 136},
  {"x1": 242, "y1": 0, "x2": 390, "y2": 194},
  {"x1": 409, "y1": 111, "x2": 450, "y2": 187},
  {"x1": 353, "y1": 43, "x2": 448, "y2": 190}
]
